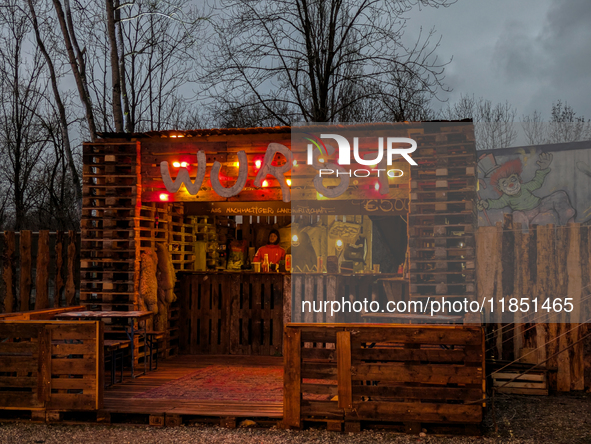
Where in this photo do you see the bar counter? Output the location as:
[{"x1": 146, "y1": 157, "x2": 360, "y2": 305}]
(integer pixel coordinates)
[{"x1": 176, "y1": 270, "x2": 409, "y2": 356}]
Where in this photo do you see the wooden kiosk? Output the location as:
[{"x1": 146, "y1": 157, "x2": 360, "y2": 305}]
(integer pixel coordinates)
[{"x1": 0, "y1": 122, "x2": 484, "y2": 431}]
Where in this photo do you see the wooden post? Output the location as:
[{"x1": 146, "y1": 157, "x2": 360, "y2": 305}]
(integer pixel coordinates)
[
  {"x1": 336, "y1": 331, "x2": 352, "y2": 410},
  {"x1": 35, "y1": 231, "x2": 50, "y2": 310},
  {"x1": 54, "y1": 231, "x2": 64, "y2": 308},
  {"x1": 97, "y1": 321, "x2": 104, "y2": 409},
  {"x1": 2, "y1": 231, "x2": 15, "y2": 313},
  {"x1": 65, "y1": 230, "x2": 76, "y2": 306},
  {"x1": 283, "y1": 327, "x2": 301, "y2": 428},
  {"x1": 37, "y1": 326, "x2": 51, "y2": 403},
  {"x1": 19, "y1": 230, "x2": 32, "y2": 311}
]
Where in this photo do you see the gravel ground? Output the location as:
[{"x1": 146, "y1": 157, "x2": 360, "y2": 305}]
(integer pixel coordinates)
[{"x1": 1, "y1": 393, "x2": 590, "y2": 444}]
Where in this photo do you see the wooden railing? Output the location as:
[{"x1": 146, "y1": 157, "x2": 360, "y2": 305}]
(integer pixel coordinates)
[
  {"x1": 0, "y1": 231, "x2": 80, "y2": 313},
  {"x1": 0, "y1": 319, "x2": 103, "y2": 412},
  {"x1": 283, "y1": 324, "x2": 484, "y2": 429},
  {"x1": 178, "y1": 272, "x2": 288, "y2": 355},
  {"x1": 291, "y1": 274, "x2": 405, "y2": 324}
]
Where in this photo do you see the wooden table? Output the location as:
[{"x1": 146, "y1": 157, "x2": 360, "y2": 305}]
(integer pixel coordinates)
[{"x1": 55, "y1": 311, "x2": 152, "y2": 378}]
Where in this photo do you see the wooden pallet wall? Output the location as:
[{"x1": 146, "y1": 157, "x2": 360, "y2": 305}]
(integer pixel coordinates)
[
  {"x1": 283, "y1": 324, "x2": 484, "y2": 430},
  {"x1": 476, "y1": 215, "x2": 591, "y2": 392},
  {"x1": 80, "y1": 141, "x2": 141, "y2": 311},
  {"x1": 178, "y1": 273, "x2": 284, "y2": 355},
  {"x1": 0, "y1": 320, "x2": 103, "y2": 412},
  {"x1": 0, "y1": 231, "x2": 79, "y2": 313},
  {"x1": 408, "y1": 125, "x2": 478, "y2": 313}
]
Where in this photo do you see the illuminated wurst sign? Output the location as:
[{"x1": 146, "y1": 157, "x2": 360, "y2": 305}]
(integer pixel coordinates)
[{"x1": 160, "y1": 137, "x2": 415, "y2": 203}]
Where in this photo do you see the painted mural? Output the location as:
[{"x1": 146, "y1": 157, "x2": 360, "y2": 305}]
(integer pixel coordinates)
[{"x1": 477, "y1": 141, "x2": 591, "y2": 226}]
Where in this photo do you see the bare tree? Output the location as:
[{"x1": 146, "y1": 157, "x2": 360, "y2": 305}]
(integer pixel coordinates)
[
  {"x1": 0, "y1": 1, "x2": 52, "y2": 229},
  {"x1": 522, "y1": 101, "x2": 591, "y2": 145},
  {"x1": 200, "y1": 0, "x2": 454, "y2": 124},
  {"x1": 27, "y1": 0, "x2": 81, "y2": 202},
  {"x1": 441, "y1": 94, "x2": 517, "y2": 150},
  {"x1": 51, "y1": 0, "x2": 98, "y2": 141}
]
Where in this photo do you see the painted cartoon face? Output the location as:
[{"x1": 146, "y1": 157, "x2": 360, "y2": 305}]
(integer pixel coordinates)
[{"x1": 498, "y1": 173, "x2": 521, "y2": 195}]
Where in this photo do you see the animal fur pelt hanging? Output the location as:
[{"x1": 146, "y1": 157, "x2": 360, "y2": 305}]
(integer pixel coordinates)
[
  {"x1": 139, "y1": 250, "x2": 159, "y2": 331},
  {"x1": 155, "y1": 243, "x2": 177, "y2": 331}
]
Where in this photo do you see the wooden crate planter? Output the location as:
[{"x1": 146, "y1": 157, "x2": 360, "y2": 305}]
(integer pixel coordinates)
[
  {"x1": 283, "y1": 324, "x2": 485, "y2": 429},
  {"x1": 492, "y1": 370, "x2": 548, "y2": 396},
  {"x1": 0, "y1": 320, "x2": 103, "y2": 412}
]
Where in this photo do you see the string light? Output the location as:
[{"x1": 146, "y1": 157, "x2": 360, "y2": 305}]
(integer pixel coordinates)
[
  {"x1": 159, "y1": 193, "x2": 169, "y2": 201},
  {"x1": 172, "y1": 161, "x2": 181, "y2": 168},
  {"x1": 180, "y1": 162, "x2": 188, "y2": 168},
  {"x1": 262, "y1": 180, "x2": 269, "y2": 187},
  {"x1": 286, "y1": 179, "x2": 292, "y2": 186},
  {"x1": 255, "y1": 160, "x2": 262, "y2": 169}
]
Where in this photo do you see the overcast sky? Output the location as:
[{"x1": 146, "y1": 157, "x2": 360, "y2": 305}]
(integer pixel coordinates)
[{"x1": 404, "y1": 0, "x2": 591, "y2": 119}]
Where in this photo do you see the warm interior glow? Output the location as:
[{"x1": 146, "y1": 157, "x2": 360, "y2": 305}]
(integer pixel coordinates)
[
  {"x1": 255, "y1": 160, "x2": 262, "y2": 168},
  {"x1": 172, "y1": 161, "x2": 181, "y2": 168},
  {"x1": 234, "y1": 161, "x2": 239, "y2": 168},
  {"x1": 286, "y1": 179, "x2": 292, "y2": 186},
  {"x1": 262, "y1": 180, "x2": 269, "y2": 187},
  {"x1": 159, "y1": 193, "x2": 169, "y2": 201}
]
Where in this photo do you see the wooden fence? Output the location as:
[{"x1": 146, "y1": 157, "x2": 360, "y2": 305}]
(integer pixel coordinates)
[
  {"x1": 0, "y1": 231, "x2": 80, "y2": 314},
  {"x1": 476, "y1": 216, "x2": 591, "y2": 391},
  {"x1": 0, "y1": 320, "x2": 103, "y2": 412},
  {"x1": 283, "y1": 324, "x2": 484, "y2": 431},
  {"x1": 178, "y1": 272, "x2": 288, "y2": 355}
]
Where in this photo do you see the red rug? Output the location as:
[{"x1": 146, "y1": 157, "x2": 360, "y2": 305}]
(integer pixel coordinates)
[
  {"x1": 136, "y1": 365, "x2": 284, "y2": 403},
  {"x1": 134, "y1": 365, "x2": 334, "y2": 403}
]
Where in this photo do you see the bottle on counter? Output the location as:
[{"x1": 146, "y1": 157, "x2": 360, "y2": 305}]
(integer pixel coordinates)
[{"x1": 262, "y1": 254, "x2": 270, "y2": 273}]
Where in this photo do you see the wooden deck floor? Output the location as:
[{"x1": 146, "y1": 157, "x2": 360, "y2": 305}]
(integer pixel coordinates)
[{"x1": 104, "y1": 355, "x2": 284, "y2": 418}]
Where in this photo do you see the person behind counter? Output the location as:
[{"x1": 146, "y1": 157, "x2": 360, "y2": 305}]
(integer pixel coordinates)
[{"x1": 253, "y1": 229, "x2": 286, "y2": 266}]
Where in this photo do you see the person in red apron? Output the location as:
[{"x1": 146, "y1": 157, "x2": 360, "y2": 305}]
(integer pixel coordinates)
[{"x1": 253, "y1": 229, "x2": 286, "y2": 265}]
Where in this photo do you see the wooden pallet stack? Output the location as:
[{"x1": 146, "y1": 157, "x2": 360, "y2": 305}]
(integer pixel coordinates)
[
  {"x1": 169, "y1": 204, "x2": 195, "y2": 272},
  {"x1": 80, "y1": 142, "x2": 141, "y2": 311},
  {"x1": 137, "y1": 202, "x2": 169, "y2": 254},
  {"x1": 408, "y1": 126, "x2": 478, "y2": 318}
]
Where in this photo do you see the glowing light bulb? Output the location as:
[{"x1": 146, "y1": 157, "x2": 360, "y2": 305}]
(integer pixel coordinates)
[
  {"x1": 159, "y1": 193, "x2": 169, "y2": 201},
  {"x1": 234, "y1": 161, "x2": 239, "y2": 168},
  {"x1": 262, "y1": 180, "x2": 269, "y2": 187},
  {"x1": 374, "y1": 182, "x2": 380, "y2": 191},
  {"x1": 336, "y1": 239, "x2": 343, "y2": 248},
  {"x1": 180, "y1": 162, "x2": 188, "y2": 168},
  {"x1": 292, "y1": 234, "x2": 299, "y2": 242},
  {"x1": 286, "y1": 179, "x2": 292, "y2": 186},
  {"x1": 292, "y1": 159, "x2": 298, "y2": 167},
  {"x1": 255, "y1": 160, "x2": 262, "y2": 169},
  {"x1": 172, "y1": 161, "x2": 181, "y2": 168},
  {"x1": 318, "y1": 158, "x2": 325, "y2": 163}
]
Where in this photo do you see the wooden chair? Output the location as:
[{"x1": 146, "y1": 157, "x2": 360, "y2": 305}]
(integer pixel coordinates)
[
  {"x1": 145, "y1": 331, "x2": 165, "y2": 371},
  {"x1": 104, "y1": 339, "x2": 130, "y2": 386}
]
